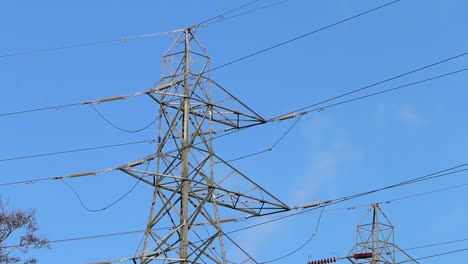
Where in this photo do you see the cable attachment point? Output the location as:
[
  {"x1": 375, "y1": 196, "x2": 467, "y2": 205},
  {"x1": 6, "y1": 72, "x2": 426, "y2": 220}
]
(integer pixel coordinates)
[{"x1": 272, "y1": 112, "x2": 297, "y2": 122}]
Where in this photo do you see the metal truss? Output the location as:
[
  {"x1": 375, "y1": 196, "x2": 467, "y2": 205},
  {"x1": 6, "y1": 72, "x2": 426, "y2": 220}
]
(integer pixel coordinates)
[
  {"x1": 120, "y1": 27, "x2": 289, "y2": 264},
  {"x1": 347, "y1": 204, "x2": 419, "y2": 264}
]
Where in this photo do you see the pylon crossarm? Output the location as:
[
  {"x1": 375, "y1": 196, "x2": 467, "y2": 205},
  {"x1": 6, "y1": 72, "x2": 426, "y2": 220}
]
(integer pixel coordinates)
[
  {"x1": 118, "y1": 168, "x2": 154, "y2": 186},
  {"x1": 146, "y1": 77, "x2": 265, "y2": 130}
]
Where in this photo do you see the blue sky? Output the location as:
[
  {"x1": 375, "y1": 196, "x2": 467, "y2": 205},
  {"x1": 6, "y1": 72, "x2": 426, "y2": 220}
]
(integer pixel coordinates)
[{"x1": 0, "y1": 0, "x2": 467, "y2": 263}]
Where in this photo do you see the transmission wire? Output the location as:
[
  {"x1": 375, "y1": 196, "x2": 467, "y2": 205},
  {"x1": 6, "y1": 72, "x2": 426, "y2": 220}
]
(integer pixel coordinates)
[
  {"x1": 1, "y1": 0, "x2": 272, "y2": 60},
  {"x1": 196, "y1": 0, "x2": 262, "y2": 26},
  {"x1": 5, "y1": 172, "x2": 468, "y2": 252},
  {"x1": 206, "y1": 0, "x2": 288, "y2": 26},
  {"x1": 60, "y1": 161, "x2": 152, "y2": 212},
  {"x1": 0, "y1": 31, "x2": 177, "y2": 59},
  {"x1": 90, "y1": 104, "x2": 158, "y2": 133},
  {"x1": 223, "y1": 115, "x2": 302, "y2": 163},
  {"x1": 274, "y1": 68, "x2": 468, "y2": 120},
  {"x1": 407, "y1": 247, "x2": 468, "y2": 262},
  {"x1": 273, "y1": 52, "x2": 468, "y2": 119},
  {"x1": 0, "y1": 139, "x2": 156, "y2": 163},
  {"x1": 259, "y1": 204, "x2": 327, "y2": 264},
  {"x1": 0, "y1": 65, "x2": 461, "y2": 166},
  {"x1": 209, "y1": 0, "x2": 402, "y2": 73}
]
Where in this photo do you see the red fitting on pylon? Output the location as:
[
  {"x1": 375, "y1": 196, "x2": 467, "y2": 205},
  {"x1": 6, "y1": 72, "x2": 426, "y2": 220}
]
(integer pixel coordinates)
[
  {"x1": 353, "y1": 253, "x2": 373, "y2": 259},
  {"x1": 307, "y1": 257, "x2": 337, "y2": 264}
]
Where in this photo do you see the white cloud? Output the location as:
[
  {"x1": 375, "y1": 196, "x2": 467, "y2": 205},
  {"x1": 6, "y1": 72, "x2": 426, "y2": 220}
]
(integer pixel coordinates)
[
  {"x1": 288, "y1": 138, "x2": 361, "y2": 205},
  {"x1": 399, "y1": 104, "x2": 424, "y2": 126}
]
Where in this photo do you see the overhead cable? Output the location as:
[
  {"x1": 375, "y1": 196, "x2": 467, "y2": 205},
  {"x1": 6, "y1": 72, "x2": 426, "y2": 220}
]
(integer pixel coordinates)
[
  {"x1": 0, "y1": 139, "x2": 156, "y2": 163},
  {"x1": 271, "y1": 68, "x2": 468, "y2": 121},
  {"x1": 209, "y1": 0, "x2": 402, "y2": 72},
  {"x1": 272, "y1": 51, "x2": 468, "y2": 120},
  {"x1": 0, "y1": 30, "x2": 179, "y2": 59},
  {"x1": 0, "y1": 91, "x2": 145, "y2": 118},
  {"x1": 204, "y1": 0, "x2": 288, "y2": 26},
  {"x1": 328, "y1": 181, "x2": 468, "y2": 212},
  {"x1": 1, "y1": 0, "x2": 277, "y2": 60},
  {"x1": 0, "y1": 125, "x2": 241, "y2": 164},
  {"x1": 6, "y1": 175, "x2": 468, "y2": 250},
  {"x1": 1, "y1": 56, "x2": 465, "y2": 125},
  {"x1": 90, "y1": 104, "x2": 159, "y2": 133},
  {"x1": 223, "y1": 68, "x2": 467, "y2": 162},
  {"x1": 0, "y1": 168, "x2": 115, "y2": 187},
  {"x1": 196, "y1": 0, "x2": 262, "y2": 26},
  {"x1": 222, "y1": 115, "x2": 302, "y2": 163},
  {"x1": 406, "y1": 247, "x2": 468, "y2": 262},
  {"x1": 60, "y1": 161, "x2": 152, "y2": 212},
  {"x1": 258, "y1": 205, "x2": 327, "y2": 264}
]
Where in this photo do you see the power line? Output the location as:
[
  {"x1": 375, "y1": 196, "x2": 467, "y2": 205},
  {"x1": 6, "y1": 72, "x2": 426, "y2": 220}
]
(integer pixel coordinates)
[
  {"x1": 90, "y1": 104, "x2": 158, "y2": 133},
  {"x1": 0, "y1": 124, "x2": 244, "y2": 164},
  {"x1": 0, "y1": 123, "x2": 244, "y2": 164},
  {"x1": 222, "y1": 115, "x2": 302, "y2": 163},
  {"x1": 0, "y1": 67, "x2": 462, "y2": 166},
  {"x1": 0, "y1": 102, "x2": 83, "y2": 118},
  {"x1": 407, "y1": 247, "x2": 468, "y2": 262},
  {"x1": 0, "y1": 139, "x2": 156, "y2": 163},
  {"x1": 2, "y1": 65, "x2": 462, "y2": 177},
  {"x1": 223, "y1": 68, "x2": 467, "y2": 162},
  {"x1": 0, "y1": 153, "x2": 160, "y2": 187},
  {"x1": 384, "y1": 182, "x2": 468, "y2": 204},
  {"x1": 209, "y1": 0, "x2": 402, "y2": 72},
  {"x1": 328, "y1": 181, "x2": 468, "y2": 212},
  {"x1": 0, "y1": 91, "x2": 146, "y2": 118},
  {"x1": 212, "y1": 164, "x2": 468, "y2": 239},
  {"x1": 3, "y1": 229, "x2": 149, "y2": 249},
  {"x1": 0, "y1": 167, "x2": 116, "y2": 187},
  {"x1": 258, "y1": 205, "x2": 327, "y2": 264},
  {"x1": 1, "y1": 57, "x2": 465, "y2": 127},
  {"x1": 274, "y1": 50, "x2": 468, "y2": 119},
  {"x1": 0, "y1": 66, "x2": 461, "y2": 167},
  {"x1": 1, "y1": 0, "x2": 275, "y2": 60},
  {"x1": 60, "y1": 161, "x2": 152, "y2": 212},
  {"x1": 272, "y1": 67, "x2": 468, "y2": 121},
  {"x1": 0, "y1": 30, "x2": 179, "y2": 59},
  {"x1": 316, "y1": 239, "x2": 468, "y2": 264},
  {"x1": 8, "y1": 172, "x2": 468, "y2": 251},
  {"x1": 0, "y1": 1, "x2": 401, "y2": 121},
  {"x1": 205, "y1": 0, "x2": 288, "y2": 26},
  {"x1": 405, "y1": 238, "x2": 468, "y2": 252},
  {"x1": 326, "y1": 165, "x2": 468, "y2": 206},
  {"x1": 196, "y1": 0, "x2": 262, "y2": 26}
]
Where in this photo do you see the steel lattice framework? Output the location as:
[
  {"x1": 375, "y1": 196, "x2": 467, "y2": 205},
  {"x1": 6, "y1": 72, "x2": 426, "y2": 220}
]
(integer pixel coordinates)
[
  {"x1": 347, "y1": 204, "x2": 419, "y2": 264},
  {"x1": 120, "y1": 28, "x2": 290, "y2": 264}
]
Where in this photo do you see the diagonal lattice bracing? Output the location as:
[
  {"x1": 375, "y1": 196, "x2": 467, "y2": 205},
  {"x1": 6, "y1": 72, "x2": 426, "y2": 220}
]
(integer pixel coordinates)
[{"x1": 120, "y1": 27, "x2": 289, "y2": 264}]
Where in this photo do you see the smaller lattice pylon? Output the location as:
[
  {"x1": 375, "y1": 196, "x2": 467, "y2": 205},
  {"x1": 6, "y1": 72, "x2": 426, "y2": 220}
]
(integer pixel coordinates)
[{"x1": 347, "y1": 204, "x2": 419, "y2": 264}]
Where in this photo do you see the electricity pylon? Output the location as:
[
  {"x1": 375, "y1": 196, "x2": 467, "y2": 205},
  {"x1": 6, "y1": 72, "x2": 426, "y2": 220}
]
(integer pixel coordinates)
[
  {"x1": 120, "y1": 27, "x2": 290, "y2": 263},
  {"x1": 347, "y1": 204, "x2": 419, "y2": 264}
]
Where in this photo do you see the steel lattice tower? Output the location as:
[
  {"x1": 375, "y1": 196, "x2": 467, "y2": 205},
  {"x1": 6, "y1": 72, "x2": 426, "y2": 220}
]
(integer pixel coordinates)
[
  {"x1": 347, "y1": 204, "x2": 419, "y2": 264},
  {"x1": 119, "y1": 28, "x2": 289, "y2": 263}
]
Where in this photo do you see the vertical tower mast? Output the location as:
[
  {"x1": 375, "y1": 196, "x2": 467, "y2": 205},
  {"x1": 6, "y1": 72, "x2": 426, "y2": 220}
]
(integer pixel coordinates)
[
  {"x1": 120, "y1": 27, "x2": 289, "y2": 264},
  {"x1": 180, "y1": 28, "x2": 191, "y2": 264}
]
